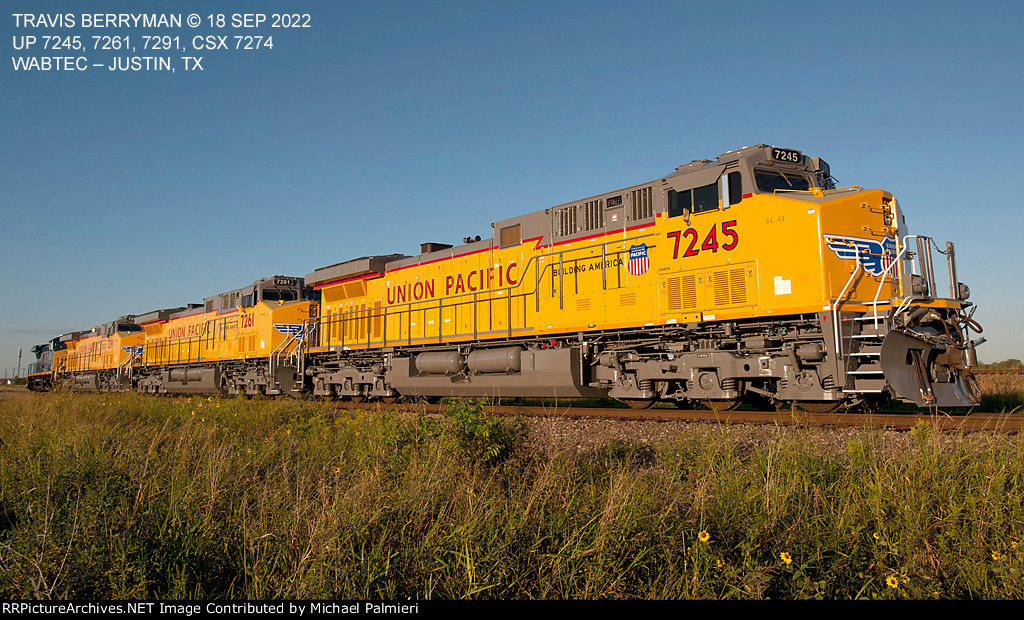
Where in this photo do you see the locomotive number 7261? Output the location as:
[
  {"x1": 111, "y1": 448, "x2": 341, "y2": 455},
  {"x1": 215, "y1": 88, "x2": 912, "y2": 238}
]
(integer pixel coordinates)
[{"x1": 666, "y1": 221, "x2": 739, "y2": 259}]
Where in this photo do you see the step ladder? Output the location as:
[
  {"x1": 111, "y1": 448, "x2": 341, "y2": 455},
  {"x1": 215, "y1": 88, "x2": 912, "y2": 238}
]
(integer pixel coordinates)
[{"x1": 843, "y1": 305, "x2": 889, "y2": 395}]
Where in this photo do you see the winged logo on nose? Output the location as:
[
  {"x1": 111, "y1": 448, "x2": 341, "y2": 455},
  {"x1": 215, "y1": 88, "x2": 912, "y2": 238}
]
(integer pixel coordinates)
[{"x1": 824, "y1": 234, "x2": 896, "y2": 277}]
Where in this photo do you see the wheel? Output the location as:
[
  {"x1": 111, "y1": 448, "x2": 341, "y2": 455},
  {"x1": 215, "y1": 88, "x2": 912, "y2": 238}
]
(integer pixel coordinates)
[
  {"x1": 777, "y1": 400, "x2": 843, "y2": 414},
  {"x1": 380, "y1": 395, "x2": 400, "y2": 404},
  {"x1": 793, "y1": 400, "x2": 843, "y2": 414},
  {"x1": 701, "y1": 399, "x2": 743, "y2": 412},
  {"x1": 620, "y1": 399, "x2": 656, "y2": 410}
]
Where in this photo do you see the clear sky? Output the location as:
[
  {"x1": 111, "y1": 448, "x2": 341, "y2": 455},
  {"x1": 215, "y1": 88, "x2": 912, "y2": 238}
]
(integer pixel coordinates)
[{"x1": 2, "y1": 0, "x2": 1022, "y2": 377}]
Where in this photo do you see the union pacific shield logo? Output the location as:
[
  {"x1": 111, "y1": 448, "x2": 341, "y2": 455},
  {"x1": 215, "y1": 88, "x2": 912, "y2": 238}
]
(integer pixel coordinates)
[{"x1": 627, "y1": 243, "x2": 649, "y2": 276}]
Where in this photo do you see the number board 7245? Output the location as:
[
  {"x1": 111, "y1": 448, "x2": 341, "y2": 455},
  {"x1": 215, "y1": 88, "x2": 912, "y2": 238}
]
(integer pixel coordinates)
[{"x1": 771, "y1": 148, "x2": 802, "y2": 164}]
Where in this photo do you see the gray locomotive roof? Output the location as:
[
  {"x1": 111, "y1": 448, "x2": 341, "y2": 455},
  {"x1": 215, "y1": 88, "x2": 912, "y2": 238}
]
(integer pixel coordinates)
[
  {"x1": 305, "y1": 254, "x2": 409, "y2": 286},
  {"x1": 384, "y1": 238, "x2": 492, "y2": 272},
  {"x1": 136, "y1": 306, "x2": 189, "y2": 324}
]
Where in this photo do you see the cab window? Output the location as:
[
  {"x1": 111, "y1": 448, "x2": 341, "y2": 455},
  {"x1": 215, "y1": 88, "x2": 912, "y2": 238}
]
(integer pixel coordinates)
[
  {"x1": 668, "y1": 180, "x2": 719, "y2": 217},
  {"x1": 754, "y1": 168, "x2": 810, "y2": 192}
]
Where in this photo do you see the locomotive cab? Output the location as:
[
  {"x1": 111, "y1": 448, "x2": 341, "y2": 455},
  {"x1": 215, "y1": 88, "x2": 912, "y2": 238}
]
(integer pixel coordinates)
[{"x1": 204, "y1": 275, "x2": 309, "y2": 310}]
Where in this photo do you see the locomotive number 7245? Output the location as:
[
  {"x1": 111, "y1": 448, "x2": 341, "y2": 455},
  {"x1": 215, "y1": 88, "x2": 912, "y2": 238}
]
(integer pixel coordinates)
[{"x1": 666, "y1": 221, "x2": 738, "y2": 259}]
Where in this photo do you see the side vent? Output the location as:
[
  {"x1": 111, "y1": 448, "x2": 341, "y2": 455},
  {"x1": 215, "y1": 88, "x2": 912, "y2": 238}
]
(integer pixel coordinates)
[
  {"x1": 681, "y1": 275, "x2": 697, "y2": 309},
  {"x1": 555, "y1": 207, "x2": 577, "y2": 237},
  {"x1": 729, "y1": 268, "x2": 747, "y2": 305},
  {"x1": 620, "y1": 292, "x2": 637, "y2": 306},
  {"x1": 556, "y1": 200, "x2": 604, "y2": 237},
  {"x1": 712, "y1": 267, "x2": 749, "y2": 307},
  {"x1": 500, "y1": 224, "x2": 521, "y2": 248},
  {"x1": 630, "y1": 186, "x2": 654, "y2": 220},
  {"x1": 576, "y1": 298, "x2": 592, "y2": 312},
  {"x1": 666, "y1": 277, "x2": 681, "y2": 311},
  {"x1": 582, "y1": 199, "x2": 604, "y2": 231},
  {"x1": 664, "y1": 275, "x2": 697, "y2": 311}
]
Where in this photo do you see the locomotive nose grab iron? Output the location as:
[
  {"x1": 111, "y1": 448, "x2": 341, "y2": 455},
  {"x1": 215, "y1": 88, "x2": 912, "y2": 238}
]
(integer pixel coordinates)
[{"x1": 33, "y1": 144, "x2": 982, "y2": 411}]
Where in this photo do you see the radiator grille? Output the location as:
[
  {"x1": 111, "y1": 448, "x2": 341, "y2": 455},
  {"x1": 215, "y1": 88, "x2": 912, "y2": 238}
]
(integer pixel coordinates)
[
  {"x1": 555, "y1": 207, "x2": 576, "y2": 237},
  {"x1": 630, "y1": 186, "x2": 654, "y2": 220},
  {"x1": 582, "y1": 199, "x2": 604, "y2": 231}
]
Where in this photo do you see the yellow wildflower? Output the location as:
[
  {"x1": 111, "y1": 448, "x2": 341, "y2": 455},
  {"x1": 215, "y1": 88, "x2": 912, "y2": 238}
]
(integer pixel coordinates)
[
  {"x1": 698, "y1": 530, "x2": 710, "y2": 543},
  {"x1": 780, "y1": 552, "x2": 792, "y2": 565},
  {"x1": 887, "y1": 575, "x2": 899, "y2": 589},
  {"x1": 992, "y1": 551, "x2": 1002, "y2": 561}
]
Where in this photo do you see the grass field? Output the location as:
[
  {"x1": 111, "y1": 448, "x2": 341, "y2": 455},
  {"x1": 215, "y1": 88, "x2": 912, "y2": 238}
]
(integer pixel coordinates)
[
  {"x1": 975, "y1": 371, "x2": 1024, "y2": 413},
  {"x1": 0, "y1": 385, "x2": 1022, "y2": 599}
]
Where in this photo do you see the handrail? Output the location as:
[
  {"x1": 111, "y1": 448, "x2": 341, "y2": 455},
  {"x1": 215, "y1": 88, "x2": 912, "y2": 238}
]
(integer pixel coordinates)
[
  {"x1": 871, "y1": 242, "x2": 908, "y2": 327},
  {"x1": 116, "y1": 350, "x2": 138, "y2": 378},
  {"x1": 315, "y1": 231, "x2": 657, "y2": 351},
  {"x1": 832, "y1": 262, "x2": 862, "y2": 362},
  {"x1": 268, "y1": 328, "x2": 304, "y2": 379}
]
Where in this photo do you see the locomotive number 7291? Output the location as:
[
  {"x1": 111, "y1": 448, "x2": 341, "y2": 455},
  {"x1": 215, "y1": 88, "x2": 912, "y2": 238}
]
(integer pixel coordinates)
[{"x1": 666, "y1": 221, "x2": 739, "y2": 259}]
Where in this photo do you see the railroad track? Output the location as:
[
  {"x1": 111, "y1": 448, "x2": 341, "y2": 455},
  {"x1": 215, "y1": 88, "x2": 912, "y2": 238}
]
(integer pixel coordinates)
[
  {"x1": 8, "y1": 388, "x2": 1020, "y2": 433},
  {"x1": 334, "y1": 400, "x2": 1024, "y2": 433}
]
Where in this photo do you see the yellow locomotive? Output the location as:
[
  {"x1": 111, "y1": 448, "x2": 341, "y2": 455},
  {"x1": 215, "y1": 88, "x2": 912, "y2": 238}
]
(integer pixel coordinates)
[
  {"x1": 52, "y1": 276, "x2": 316, "y2": 395},
  {"x1": 302, "y1": 144, "x2": 981, "y2": 410},
  {"x1": 43, "y1": 145, "x2": 981, "y2": 410},
  {"x1": 129, "y1": 275, "x2": 317, "y2": 395}
]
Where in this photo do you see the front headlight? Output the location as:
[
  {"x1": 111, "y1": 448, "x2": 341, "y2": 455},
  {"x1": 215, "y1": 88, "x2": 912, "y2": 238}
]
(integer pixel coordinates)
[{"x1": 958, "y1": 282, "x2": 971, "y2": 300}]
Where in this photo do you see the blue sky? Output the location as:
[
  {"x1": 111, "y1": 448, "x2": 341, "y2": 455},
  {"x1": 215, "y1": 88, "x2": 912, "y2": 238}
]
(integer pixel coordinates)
[{"x1": 2, "y1": 0, "x2": 1022, "y2": 377}]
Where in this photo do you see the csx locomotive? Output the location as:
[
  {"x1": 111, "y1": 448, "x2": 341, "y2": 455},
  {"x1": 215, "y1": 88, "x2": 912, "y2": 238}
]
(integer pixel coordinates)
[{"x1": 28, "y1": 144, "x2": 984, "y2": 410}]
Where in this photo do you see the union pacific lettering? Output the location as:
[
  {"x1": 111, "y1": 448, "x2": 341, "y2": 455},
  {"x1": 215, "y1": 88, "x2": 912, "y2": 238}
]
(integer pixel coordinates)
[
  {"x1": 167, "y1": 321, "x2": 210, "y2": 339},
  {"x1": 386, "y1": 264, "x2": 518, "y2": 305}
]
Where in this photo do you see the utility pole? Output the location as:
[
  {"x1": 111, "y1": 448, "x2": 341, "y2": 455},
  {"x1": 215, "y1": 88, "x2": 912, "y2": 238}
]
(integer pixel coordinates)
[{"x1": 18, "y1": 347, "x2": 23, "y2": 379}]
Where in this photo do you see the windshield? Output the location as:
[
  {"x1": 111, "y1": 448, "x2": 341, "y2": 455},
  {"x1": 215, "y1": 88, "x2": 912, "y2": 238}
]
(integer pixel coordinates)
[
  {"x1": 754, "y1": 167, "x2": 810, "y2": 193},
  {"x1": 262, "y1": 290, "x2": 297, "y2": 302}
]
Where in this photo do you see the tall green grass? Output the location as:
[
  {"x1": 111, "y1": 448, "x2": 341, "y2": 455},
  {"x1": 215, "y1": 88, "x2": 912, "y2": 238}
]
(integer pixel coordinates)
[{"x1": 0, "y1": 392, "x2": 1021, "y2": 599}]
